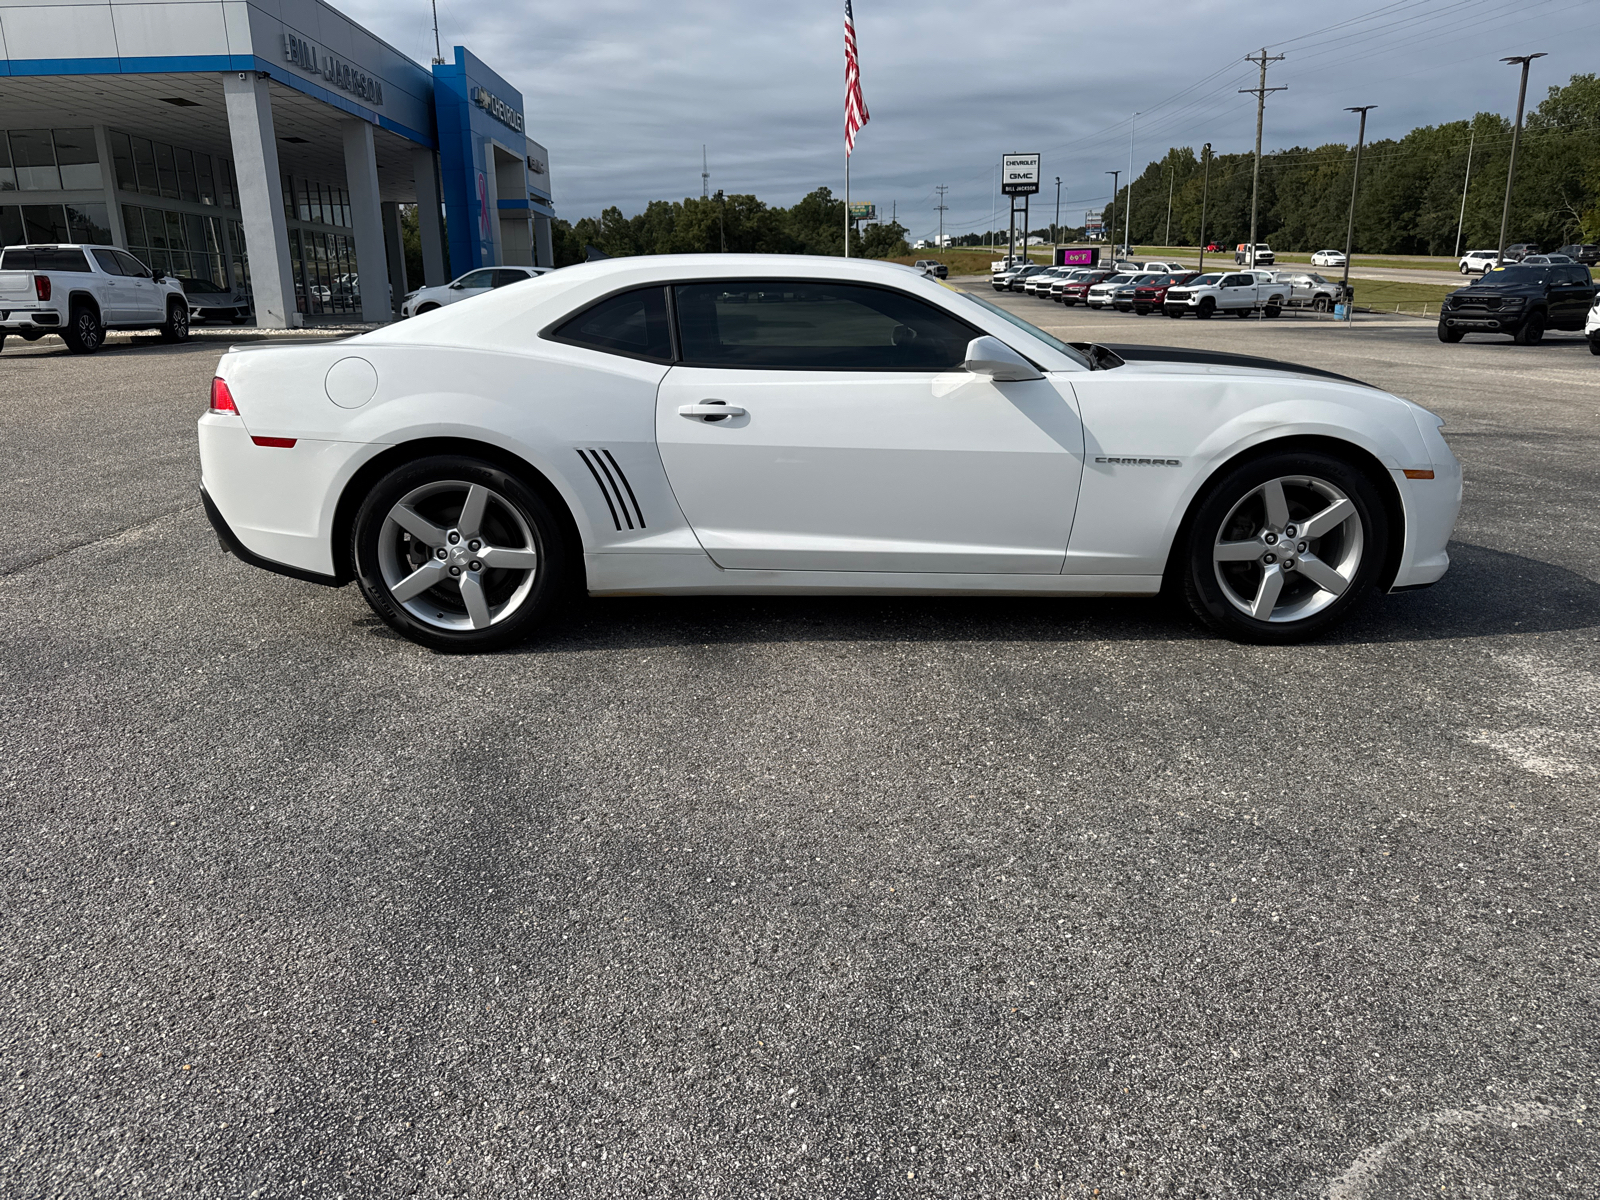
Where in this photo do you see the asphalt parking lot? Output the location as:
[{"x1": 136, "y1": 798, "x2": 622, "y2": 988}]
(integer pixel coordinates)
[{"x1": 2, "y1": 305, "x2": 1597, "y2": 1199}]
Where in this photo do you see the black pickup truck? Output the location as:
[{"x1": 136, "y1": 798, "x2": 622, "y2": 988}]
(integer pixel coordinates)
[{"x1": 1438, "y1": 263, "x2": 1597, "y2": 345}]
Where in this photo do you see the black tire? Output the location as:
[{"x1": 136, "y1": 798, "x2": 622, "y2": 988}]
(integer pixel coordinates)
[
  {"x1": 1197, "y1": 298, "x2": 1215, "y2": 320},
  {"x1": 1180, "y1": 449, "x2": 1390, "y2": 645},
  {"x1": 352, "y1": 454, "x2": 572, "y2": 652},
  {"x1": 1167, "y1": 308, "x2": 1184, "y2": 318},
  {"x1": 1133, "y1": 305, "x2": 1149, "y2": 316},
  {"x1": 1438, "y1": 323, "x2": 1463, "y2": 343},
  {"x1": 1513, "y1": 311, "x2": 1546, "y2": 345},
  {"x1": 159, "y1": 298, "x2": 190, "y2": 343},
  {"x1": 1235, "y1": 307, "x2": 1251, "y2": 319},
  {"x1": 0, "y1": 333, "x2": 5, "y2": 353},
  {"x1": 416, "y1": 302, "x2": 441, "y2": 315},
  {"x1": 1589, "y1": 334, "x2": 1600, "y2": 356},
  {"x1": 62, "y1": 303, "x2": 104, "y2": 354},
  {"x1": 1312, "y1": 296, "x2": 1330, "y2": 313},
  {"x1": 1264, "y1": 301, "x2": 1282, "y2": 318}
]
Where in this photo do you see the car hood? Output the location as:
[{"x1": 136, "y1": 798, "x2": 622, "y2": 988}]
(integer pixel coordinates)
[
  {"x1": 1450, "y1": 282, "x2": 1542, "y2": 295},
  {"x1": 1092, "y1": 344, "x2": 1379, "y2": 389}
]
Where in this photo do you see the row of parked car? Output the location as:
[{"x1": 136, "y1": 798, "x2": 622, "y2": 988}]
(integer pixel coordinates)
[
  {"x1": 991, "y1": 260, "x2": 1354, "y2": 319},
  {"x1": 1459, "y1": 244, "x2": 1600, "y2": 273}
]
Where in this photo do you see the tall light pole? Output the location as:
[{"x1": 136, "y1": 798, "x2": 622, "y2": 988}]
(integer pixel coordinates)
[
  {"x1": 1497, "y1": 53, "x2": 1546, "y2": 265},
  {"x1": 1164, "y1": 160, "x2": 1175, "y2": 249},
  {"x1": 1340, "y1": 106, "x2": 1375, "y2": 321},
  {"x1": 1197, "y1": 143, "x2": 1212, "y2": 274},
  {"x1": 1241, "y1": 48, "x2": 1286, "y2": 267},
  {"x1": 1105, "y1": 170, "x2": 1120, "y2": 261},
  {"x1": 1124, "y1": 112, "x2": 1139, "y2": 255},
  {"x1": 935, "y1": 184, "x2": 948, "y2": 249},
  {"x1": 1054, "y1": 176, "x2": 1061, "y2": 247},
  {"x1": 1453, "y1": 126, "x2": 1475, "y2": 259}
]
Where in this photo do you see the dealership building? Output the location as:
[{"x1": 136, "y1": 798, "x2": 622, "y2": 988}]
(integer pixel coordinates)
[{"x1": 0, "y1": 0, "x2": 555, "y2": 325}]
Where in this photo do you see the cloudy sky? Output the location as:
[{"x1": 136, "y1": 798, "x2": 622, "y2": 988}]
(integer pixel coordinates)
[{"x1": 343, "y1": 0, "x2": 1600, "y2": 241}]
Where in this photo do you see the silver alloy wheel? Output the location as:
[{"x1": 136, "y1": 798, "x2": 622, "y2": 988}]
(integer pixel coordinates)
[
  {"x1": 1212, "y1": 475, "x2": 1364, "y2": 623},
  {"x1": 376, "y1": 480, "x2": 539, "y2": 632}
]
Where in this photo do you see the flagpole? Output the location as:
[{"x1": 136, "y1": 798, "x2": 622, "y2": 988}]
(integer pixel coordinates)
[{"x1": 845, "y1": 153, "x2": 851, "y2": 258}]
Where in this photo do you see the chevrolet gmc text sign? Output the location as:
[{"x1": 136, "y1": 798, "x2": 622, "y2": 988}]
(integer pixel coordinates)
[{"x1": 1002, "y1": 153, "x2": 1041, "y2": 196}]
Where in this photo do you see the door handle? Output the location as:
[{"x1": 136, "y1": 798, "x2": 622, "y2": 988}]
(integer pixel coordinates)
[{"x1": 678, "y1": 402, "x2": 745, "y2": 421}]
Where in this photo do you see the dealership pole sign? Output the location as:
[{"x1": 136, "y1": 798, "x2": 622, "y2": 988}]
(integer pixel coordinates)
[{"x1": 1002, "y1": 153, "x2": 1041, "y2": 196}]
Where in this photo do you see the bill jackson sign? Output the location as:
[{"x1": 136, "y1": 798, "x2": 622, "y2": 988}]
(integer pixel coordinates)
[
  {"x1": 282, "y1": 34, "x2": 384, "y2": 107},
  {"x1": 472, "y1": 86, "x2": 525, "y2": 133},
  {"x1": 1001, "y1": 152, "x2": 1041, "y2": 196}
]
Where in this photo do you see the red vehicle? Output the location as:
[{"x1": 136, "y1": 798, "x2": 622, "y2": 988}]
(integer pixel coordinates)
[
  {"x1": 1205, "y1": 240, "x2": 1226, "y2": 253},
  {"x1": 1129, "y1": 272, "x2": 1200, "y2": 314},
  {"x1": 1056, "y1": 269, "x2": 1114, "y2": 306}
]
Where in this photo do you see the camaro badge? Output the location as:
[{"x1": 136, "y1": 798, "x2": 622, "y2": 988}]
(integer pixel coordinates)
[{"x1": 1096, "y1": 456, "x2": 1182, "y2": 466}]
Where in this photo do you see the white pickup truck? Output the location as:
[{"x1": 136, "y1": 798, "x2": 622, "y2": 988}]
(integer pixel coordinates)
[
  {"x1": 0, "y1": 243, "x2": 190, "y2": 354},
  {"x1": 1162, "y1": 269, "x2": 1288, "y2": 319}
]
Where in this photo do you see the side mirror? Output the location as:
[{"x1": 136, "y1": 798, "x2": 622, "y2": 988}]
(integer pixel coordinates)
[
  {"x1": 449, "y1": 281, "x2": 464, "y2": 290},
  {"x1": 963, "y1": 336, "x2": 1043, "y2": 382}
]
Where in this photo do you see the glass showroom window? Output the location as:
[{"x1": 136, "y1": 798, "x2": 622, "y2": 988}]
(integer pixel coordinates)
[
  {"x1": 0, "y1": 201, "x2": 110, "y2": 245},
  {"x1": 122, "y1": 203, "x2": 224, "y2": 283},
  {"x1": 107, "y1": 130, "x2": 233, "y2": 208},
  {"x1": 0, "y1": 128, "x2": 103, "y2": 192}
]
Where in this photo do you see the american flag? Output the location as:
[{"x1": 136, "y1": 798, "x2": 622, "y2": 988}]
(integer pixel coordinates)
[{"x1": 844, "y1": 0, "x2": 869, "y2": 155}]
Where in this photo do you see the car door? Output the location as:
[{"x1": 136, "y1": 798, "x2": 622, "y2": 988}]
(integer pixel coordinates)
[
  {"x1": 112, "y1": 250, "x2": 163, "y2": 322},
  {"x1": 655, "y1": 278, "x2": 1084, "y2": 574},
  {"x1": 1556, "y1": 266, "x2": 1593, "y2": 327},
  {"x1": 88, "y1": 248, "x2": 130, "y2": 322},
  {"x1": 1219, "y1": 273, "x2": 1251, "y2": 307}
]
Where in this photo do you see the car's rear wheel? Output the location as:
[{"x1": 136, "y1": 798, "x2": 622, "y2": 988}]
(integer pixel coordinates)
[
  {"x1": 1513, "y1": 312, "x2": 1546, "y2": 345},
  {"x1": 1589, "y1": 333, "x2": 1600, "y2": 356},
  {"x1": 1312, "y1": 296, "x2": 1330, "y2": 313},
  {"x1": 352, "y1": 455, "x2": 572, "y2": 652},
  {"x1": 159, "y1": 298, "x2": 190, "y2": 343},
  {"x1": 63, "y1": 303, "x2": 103, "y2": 354},
  {"x1": 1264, "y1": 301, "x2": 1282, "y2": 318},
  {"x1": 1181, "y1": 450, "x2": 1388, "y2": 644}
]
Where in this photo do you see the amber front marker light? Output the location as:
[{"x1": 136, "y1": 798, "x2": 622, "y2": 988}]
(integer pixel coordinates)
[{"x1": 1403, "y1": 469, "x2": 1435, "y2": 480}]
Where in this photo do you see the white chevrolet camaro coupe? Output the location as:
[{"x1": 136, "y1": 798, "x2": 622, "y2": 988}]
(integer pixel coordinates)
[{"x1": 199, "y1": 254, "x2": 1461, "y2": 651}]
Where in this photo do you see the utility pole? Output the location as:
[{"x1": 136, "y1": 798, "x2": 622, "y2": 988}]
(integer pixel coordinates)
[
  {"x1": 1164, "y1": 161, "x2": 1174, "y2": 248},
  {"x1": 1125, "y1": 112, "x2": 1139, "y2": 255},
  {"x1": 1054, "y1": 176, "x2": 1061, "y2": 247},
  {"x1": 1497, "y1": 53, "x2": 1546, "y2": 265},
  {"x1": 715, "y1": 189, "x2": 725, "y2": 252},
  {"x1": 1240, "y1": 48, "x2": 1286, "y2": 268},
  {"x1": 1197, "y1": 143, "x2": 1211, "y2": 274},
  {"x1": 1105, "y1": 170, "x2": 1120, "y2": 262},
  {"x1": 935, "y1": 184, "x2": 949, "y2": 249},
  {"x1": 430, "y1": 0, "x2": 445, "y2": 63},
  {"x1": 1454, "y1": 126, "x2": 1475, "y2": 259},
  {"x1": 1340, "y1": 106, "x2": 1375, "y2": 322},
  {"x1": 701, "y1": 146, "x2": 709, "y2": 200}
]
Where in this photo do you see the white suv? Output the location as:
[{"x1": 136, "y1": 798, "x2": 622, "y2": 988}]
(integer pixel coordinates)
[
  {"x1": 400, "y1": 265, "x2": 551, "y2": 317},
  {"x1": 1459, "y1": 250, "x2": 1498, "y2": 274},
  {"x1": 0, "y1": 244, "x2": 190, "y2": 353}
]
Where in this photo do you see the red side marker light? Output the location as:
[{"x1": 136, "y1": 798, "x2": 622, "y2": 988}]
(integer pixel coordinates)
[
  {"x1": 251, "y1": 436, "x2": 297, "y2": 448},
  {"x1": 209, "y1": 377, "x2": 238, "y2": 414},
  {"x1": 1402, "y1": 469, "x2": 1435, "y2": 480},
  {"x1": 34, "y1": 275, "x2": 51, "y2": 302}
]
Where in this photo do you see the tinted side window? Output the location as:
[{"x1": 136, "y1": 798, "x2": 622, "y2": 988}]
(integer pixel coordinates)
[
  {"x1": 455, "y1": 270, "x2": 494, "y2": 289},
  {"x1": 113, "y1": 249, "x2": 151, "y2": 278},
  {"x1": 550, "y1": 285, "x2": 672, "y2": 363},
  {"x1": 1221, "y1": 275, "x2": 1247, "y2": 287},
  {"x1": 492, "y1": 269, "x2": 529, "y2": 288},
  {"x1": 673, "y1": 281, "x2": 978, "y2": 371},
  {"x1": 90, "y1": 248, "x2": 124, "y2": 275}
]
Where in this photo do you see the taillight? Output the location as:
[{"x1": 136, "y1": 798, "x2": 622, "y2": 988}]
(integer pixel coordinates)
[
  {"x1": 209, "y1": 377, "x2": 238, "y2": 414},
  {"x1": 34, "y1": 275, "x2": 50, "y2": 301}
]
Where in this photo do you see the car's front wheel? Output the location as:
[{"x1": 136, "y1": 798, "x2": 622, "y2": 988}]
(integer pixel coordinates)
[
  {"x1": 1513, "y1": 312, "x2": 1546, "y2": 345},
  {"x1": 1197, "y1": 298, "x2": 1215, "y2": 319},
  {"x1": 352, "y1": 455, "x2": 572, "y2": 652},
  {"x1": 159, "y1": 298, "x2": 190, "y2": 343},
  {"x1": 1180, "y1": 450, "x2": 1389, "y2": 644},
  {"x1": 1589, "y1": 333, "x2": 1600, "y2": 356},
  {"x1": 1438, "y1": 322, "x2": 1463, "y2": 343}
]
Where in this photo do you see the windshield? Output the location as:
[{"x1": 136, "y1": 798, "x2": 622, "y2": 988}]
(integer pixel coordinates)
[
  {"x1": 1475, "y1": 266, "x2": 1551, "y2": 286},
  {"x1": 956, "y1": 291, "x2": 1093, "y2": 370},
  {"x1": 178, "y1": 277, "x2": 227, "y2": 294},
  {"x1": 1102, "y1": 274, "x2": 1133, "y2": 285}
]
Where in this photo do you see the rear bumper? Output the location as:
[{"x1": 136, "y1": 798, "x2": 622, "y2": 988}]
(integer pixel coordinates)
[
  {"x1": 201, "y1": 485, "x2": 345, "y2": 587},
  {"x1": 1, "y1": 308, "x2": 62, "y2": 329}
]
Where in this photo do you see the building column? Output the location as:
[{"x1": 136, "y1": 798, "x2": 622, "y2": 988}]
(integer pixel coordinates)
[
  {"x1": 411, "y1": 147, "x2": 448, "y2": 286},
  {"x1": 381, "y1": 201, "x2": 407, "y2": 310},
  {"x1": 480, "y1": 150, "x2": 502, "y2": 267},
  {"x1": 534, "y1": 214, "x2": 553, "y2": 268},
  {"x1": 223, "y1": 72, "x2": 296, "y2": 328},
  {"x1": 340, "y1": 118, "x2": 391, "y2": 325},
  {"x1": 91, "y1": 125, "x2": 127, "y2": 248}
]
